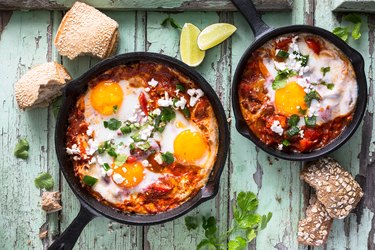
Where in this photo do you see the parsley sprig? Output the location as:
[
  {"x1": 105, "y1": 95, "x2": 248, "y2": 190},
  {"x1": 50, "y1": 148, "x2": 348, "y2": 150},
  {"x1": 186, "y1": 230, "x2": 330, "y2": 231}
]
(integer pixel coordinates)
[
  {"x1": 185, "y1": 191, "x2": 272, "y2": 250},
  {"x1": 272, "y1": 69, "x2": 297, "y2": 90},
  {"x1": 333, "y1": 14, "x2": 362, "y2": 42}
]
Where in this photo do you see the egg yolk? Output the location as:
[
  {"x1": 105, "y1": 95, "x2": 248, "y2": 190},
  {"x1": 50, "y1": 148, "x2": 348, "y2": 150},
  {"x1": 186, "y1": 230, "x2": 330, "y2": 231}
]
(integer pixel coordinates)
[
  {"x1": 275, "y1": 81, "x2": 307, "y2": 116},
  {"x1": 112, "y1": 162, "x2": 144, "y2": 188},
  {"x1": 90, "y1": 81, "x2": 123, "y2": 115},
  {"x1": 174, "y1": 130, "x2": 208, "y2": 163}
]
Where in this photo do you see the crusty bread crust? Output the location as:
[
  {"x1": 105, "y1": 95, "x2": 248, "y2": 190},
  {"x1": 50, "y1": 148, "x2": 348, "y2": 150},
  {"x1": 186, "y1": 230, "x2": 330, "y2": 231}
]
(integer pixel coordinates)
[
  {"x1": 54, "y1": 2, "x2": 119, "y2": 60},
  {"x1": 14, "y1": 62, "x2": 71, "y2": 110},
  {"x1": 298, "y1": 197, "x2": 333, "y2": 246}
]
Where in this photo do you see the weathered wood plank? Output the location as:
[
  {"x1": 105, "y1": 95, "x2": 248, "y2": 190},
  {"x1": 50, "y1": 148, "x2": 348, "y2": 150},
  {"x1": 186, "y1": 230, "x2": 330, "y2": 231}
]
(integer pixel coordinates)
[
  {"x1": 57, "y1": 11, "x2": 144, "y2": 250},
  {"x1": 0, "y1": 10, "x2": 52, "y2": 250},
  {"x1": 143, "y1": 11, "x2": 230, "y2": 249},
  {"x1": 0, "y1": 0, "x2": 293, "y2": 11},
  {"x1": 333, "y1": 0, "x2": 375, "y2": 13}
]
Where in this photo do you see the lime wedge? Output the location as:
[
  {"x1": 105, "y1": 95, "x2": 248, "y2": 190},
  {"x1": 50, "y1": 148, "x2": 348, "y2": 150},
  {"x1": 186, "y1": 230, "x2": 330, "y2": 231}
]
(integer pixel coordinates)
[
  {"x1": 197, "y1": 23, "x2": 237, "y2": 50},
  {"x1": 180, "y1": 23, "x2": 205, "y2": 67}
]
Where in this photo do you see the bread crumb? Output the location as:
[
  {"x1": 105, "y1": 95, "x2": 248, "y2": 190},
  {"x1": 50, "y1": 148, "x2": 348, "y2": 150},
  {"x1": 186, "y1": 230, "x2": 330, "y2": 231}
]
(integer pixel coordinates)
[{"x1": 41, "y1": 191, "x2": 62, "y2": 213}]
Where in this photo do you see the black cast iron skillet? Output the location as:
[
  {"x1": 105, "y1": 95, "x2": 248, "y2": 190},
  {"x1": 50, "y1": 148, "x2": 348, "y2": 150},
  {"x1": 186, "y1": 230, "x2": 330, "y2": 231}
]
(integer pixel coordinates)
[
  {"x1": 231, "y1": 0, "x2": 367, "y2": 161},
  {"x1": 50, "y1": 52, "x2": 229, "y2": 249}
]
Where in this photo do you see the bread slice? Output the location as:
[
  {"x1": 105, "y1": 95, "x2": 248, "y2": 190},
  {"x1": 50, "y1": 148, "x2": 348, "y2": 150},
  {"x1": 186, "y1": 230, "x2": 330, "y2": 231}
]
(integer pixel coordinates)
[
  {"x1": 54, "y1": 2, "x2": 119, "y2": 60},
  {"x1": 15, "y1": 62, "x2": 71, "y2": 110},
  {"x1": 297, "y1": 196, "x2": 333, "y2": 246},
  {"x1": 301, "y1": 157, "x2": 363, "y2": 219}
]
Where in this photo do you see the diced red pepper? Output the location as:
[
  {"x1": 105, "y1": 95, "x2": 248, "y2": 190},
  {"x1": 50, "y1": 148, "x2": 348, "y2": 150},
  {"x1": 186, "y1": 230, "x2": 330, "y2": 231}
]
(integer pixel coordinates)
[
  {"x1": 306, "y1": 38, "x2": 321, "y2": 54},
  {"x1": 275, "y1": 37, "x2": 292, "y2": 50},
  {"x1": 303, "y1": 128, "x2": 321, "y2": 141},
  {"x1": 126, "y1": 155, "x2": 137, "y2": 163},
  {"x1": 299, "y1": 138, "x2": 314, "y2": 152},
  {"x1": 138, "y1": 92, "x2": 148, "y2": 116}
]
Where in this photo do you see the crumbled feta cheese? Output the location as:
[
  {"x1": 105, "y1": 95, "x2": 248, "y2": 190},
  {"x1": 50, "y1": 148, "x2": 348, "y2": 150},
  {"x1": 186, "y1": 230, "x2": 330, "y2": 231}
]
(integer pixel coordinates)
[
  {"x1": 86, "y1": 139, "x2": 99, "y2": 155},
  {"x1": 157, "y1": 91, "x2": 173, "y2": 107},
  {"x1": 113, "y1": 173, "x2": 125, "y2": 184},
  {"x1": 154, "y1": 153, "x2": 163, "y2": 164},
  {"x1": 187, "y1": 88, "x2": 204, "y2": 107},
  {"x1": 122, "y1": 167, "x2": 127, "y2": 173},
  {"x1": 152, "y1": 108, "x2": 161, "y2": 116},
  {"x1": 277, "y1": 144, "x2": 283, "y2": 150},
  {"x1": 73, "y1": 156, "x2": 80, "y2": 161},
  {"x1": 100, "y1": 167, "x2": 107, "y2": 177},
  {"x1": 107, "y1": 169, "x2": 113, "y2": 176},
  {"x1": 144, "y1": 87, "x2": 150, "y2": 92},
  {"x1": 297, "y1": 77, "x2": 309, "y2": 88},
  {"x1": 174, "y1": 96, "x2": 187, "y2": 109},
  {"x1": 86, "y1": 126, "x2": 93, "y2": 136},
  {"x1": 274, "y1": 61, "x2": 286, "y2": 71},
  {"x1": 141, "y1": 160, "x2": 149, "y2": 167},
  {"x1": 174, "y1": 89, "x2": 180, "y2": 95},
  {"x1": 299, "y1": 130, "x2": 304, "y2": 138},
  {"x1": 88, "y1": 157, "x2": 96, "y2": 164},
  {"x1": 139, "y1": 125, "x2": 154, "y2": 140},
  {"x1": 148, "y1": 78, "x2": 158, "y2": 87},
  {"x1": 66, "y1": 144, "x2": 80, "y2": 155},
  {"x1": 270, "y1": 120, "x2": 284, "y2": 136}
]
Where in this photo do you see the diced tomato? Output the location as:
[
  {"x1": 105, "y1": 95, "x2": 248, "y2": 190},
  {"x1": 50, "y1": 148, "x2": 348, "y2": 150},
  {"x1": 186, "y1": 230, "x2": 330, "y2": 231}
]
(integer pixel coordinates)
[
  {"x1": 126, "y1": 155, "x2": 137, "y2": 163},
  {"x1": 299, "y1": 138, "x2": 314, "y2": 152},
  {"x1": 258, "y1": 60, "x2": 269, "y2": 78},
  {"x1": 275, "y1": 37, "x2": 292, "y2": 50},
  {"x1": 138, "y1": 92, "x2": 148, "y2": 115},
  {"x1": 303, "y1": 128, "x2": 321, "y2": 141},
  {"x1": 306, "y1": 38, "x2": 321, "y2": 54}
]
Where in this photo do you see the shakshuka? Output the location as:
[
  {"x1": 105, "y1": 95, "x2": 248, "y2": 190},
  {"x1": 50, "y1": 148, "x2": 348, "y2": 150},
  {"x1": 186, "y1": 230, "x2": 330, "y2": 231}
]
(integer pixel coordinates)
[
  {"x1": 238, "y1": 33, "x2": 357, "y2": 153},
  {"x1": 66, "y1": 62, "x2": 218, "y2": 214}
]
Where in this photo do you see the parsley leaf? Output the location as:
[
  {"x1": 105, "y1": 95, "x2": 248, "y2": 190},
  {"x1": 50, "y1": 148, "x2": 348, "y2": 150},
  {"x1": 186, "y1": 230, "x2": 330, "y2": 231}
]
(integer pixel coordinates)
[
  {"x1": 287, "y1": 126, "x2": 300, "y2": 137},
  {"x1": 304, "y1": 115, "x2": 317, "y2": 127},
  {"x1": 103, "y1": 118, "x2": 122, "y2": 130},
  {"x1": 14, "y1": 138, "x2": 29, "y2": 159},
  {"x1": 298, "y1": 107, "x2": 307, "y2": 115},
  {"x1": 272, "y1": 69, "x2": 297, "y2": 90},
  {"x1": 228, "y1": 237, "x2": 247, "y2": 250},
  {"x1": 176, "y1": 84, "x2": 186, "y2": 92},
  {"x1": 288, "y1": 114, "x2": 300, "y2": 127},
  {"x1": 34, "y1": 172, "x2": 54, "y2": 190},
  {"x1": 293, "y1": 51, "x2": 309, "y2": 67},
  {"x1": 304, "y1": 90, "x2": 321, "y2": 106},
  {"x1": 114, "y1": 154, "x2": 127, "y2": 166},
  {"x1": 161, "y1": 152, "x2": 174, "y2": 164},
  {"x1": 321, "y1": 67, "x2": 330, "y2": 77},
  {"x1": 276, "y1": 49, "x2": 289, "y2": 58},
  {"x1": 181, "y1": 107, "x2": 191, "y2": 119},
  {"x1": 161, "y1": 17, "x2": 182, "y2": 30},
  {"x1": 83, "y1": 175, "x2": 98, "y2": 186},
  {"x1": 120, "y1": 125, "x2": 132, "y2": 134},
  {"x1": 160, "y1": 107, "x2": 176, "y2": 122},
  {"x1": 282, "y1": 139, "x2": 291, "y2": 147},
  {"x1": 113, "y1": 105, "x2": 118, "y2": 113},
  {"x1": 185, "y1": 216, "x2": 200, "y2": 230},
  {"x1": 333, "y1": 27, "x2": 349, "y2": 41}
]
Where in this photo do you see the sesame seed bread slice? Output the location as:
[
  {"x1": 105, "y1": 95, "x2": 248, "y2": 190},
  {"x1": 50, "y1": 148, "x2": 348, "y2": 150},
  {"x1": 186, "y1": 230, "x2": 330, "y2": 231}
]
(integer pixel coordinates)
[
  {"x1": 297, "y1": 196, "x2": 333, "y2": 247},
  {"x1": 301, "y1": 157, "x2": 363, "y2": 219},
  {"x1": 54, "y1": 2, "x2": 119, "y2": 60},
  {"x1": 14, "y1": 62, "x2": 71, "y2": 110}
]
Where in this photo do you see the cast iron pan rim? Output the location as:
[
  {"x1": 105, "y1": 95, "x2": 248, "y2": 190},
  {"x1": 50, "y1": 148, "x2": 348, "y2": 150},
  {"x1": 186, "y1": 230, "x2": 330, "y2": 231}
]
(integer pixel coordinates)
[
  {"x1": 55, "y1": 52, "x2": 230, "y2": 224},
  {"x1": 232, "y1": 25, "x2": 367, "y2": 161}
]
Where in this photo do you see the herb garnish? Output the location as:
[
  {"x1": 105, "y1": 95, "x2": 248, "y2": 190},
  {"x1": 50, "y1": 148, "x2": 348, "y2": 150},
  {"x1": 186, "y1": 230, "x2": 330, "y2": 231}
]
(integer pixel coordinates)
[
  {"x1": 34, "y1": 172, "x2": 54, "y2": 190},
  {"x1": 103, "y1": 118, "x2": 122, "y2": 130},
  {"x1": 14, "y1": 138, "x2": 29, "y2": 159},
  {"x1": 98, "y1": 141, "x2": 117, "y2": 157},
  {"x1": 333, "y1": 14, "x2": 362, "y2": 41},
  {"x1": 176, "y1": 84, "x2": 185, "y2": 92},
  {"x1": 103, "y1": 163, "x2": 111, "y2": 171},
  {"x1": 282, "y1": 139, "x2": 291, "y2": 147},
  {"x1": 298, "y1": 107, "x2": 307, "y2": 115},
  {"x1": 161, "y1": 152, "x2": 174, "y2": 164},
  {"x1": 138, "y1": 141, "x2": 151, "y2": 151},
  {"x1": 114, "y1": 154, "x2": 127, "y2": 166},
  {"x1": 120, "y1": 125, "x2": 132, "y2": 134},
  {"x1": 304, "y1": 90, "x2": 321, "y2": 106},
  {"x1": 154, "y1": 107, "x2": 176, "y2": 132},
  {"x1": 288, "y1": 114, "x2": 300, "y2": 127},
  {"x1": 113, "y1": 105, "x2": 118, "y2": 113},
  {"x1": 293, "y1": 51, "x2": 309, "y2": 67},
  {"x1": 272, "y1": 69, "x2": 298, "y2": 90},
  {"x1": 321, "y1": 67, "x2": 330, "y2": 77},
  {"x1": 83, "y1": 175, "x2": 98, "y2": 186},
  {"x1": 276, "y1": 50, "x2": 289, "y2": 59},
  {"x1": 304, "y1": 115, "x2": 317, "y2": 127},
  {"x1": 311, "y1": 81, "x2": 334, "y2": 90},
  {"x1": 161, "y1": 17, "x2": 182, "y2": 30},
  {"x1": 287, "y1": 126, "x2": 300, "y2": 137},
  {"x1": 181, "y1": 107, "x2": 191, "y2": 118},
  {"x1": 185, "y1": 191, "x2": 272, "y2": 250}
]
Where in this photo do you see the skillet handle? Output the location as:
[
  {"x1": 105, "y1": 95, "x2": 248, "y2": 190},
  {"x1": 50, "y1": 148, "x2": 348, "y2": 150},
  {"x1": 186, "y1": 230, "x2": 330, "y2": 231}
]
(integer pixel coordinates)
[
  {"x1": 230, "y1": 0, "x2": 271, "y2": 38},
  {"x1": 48, "y1": 203, "x2": 97, "y2": 250}
]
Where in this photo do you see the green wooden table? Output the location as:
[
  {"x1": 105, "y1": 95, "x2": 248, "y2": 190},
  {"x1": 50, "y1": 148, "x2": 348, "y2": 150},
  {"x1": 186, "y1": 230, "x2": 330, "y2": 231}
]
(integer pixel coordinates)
[{"x1": 0, "y1": 0, "x2": 374, "y2": 249}]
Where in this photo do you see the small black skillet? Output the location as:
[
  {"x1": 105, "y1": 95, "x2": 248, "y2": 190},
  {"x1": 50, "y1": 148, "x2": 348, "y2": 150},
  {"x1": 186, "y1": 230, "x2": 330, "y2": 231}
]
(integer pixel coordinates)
[
  {"x1": 50, "y1": 52, "x2": 230, "y2": 249},
  {"x1": 230, "y1": 0, "x2": 367, "y2": 161}
]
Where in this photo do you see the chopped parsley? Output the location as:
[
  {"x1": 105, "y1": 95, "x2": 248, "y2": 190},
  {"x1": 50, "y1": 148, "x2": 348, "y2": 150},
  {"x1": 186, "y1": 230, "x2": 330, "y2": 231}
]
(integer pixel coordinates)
[
  {"x1": 276, "y1": 49, "x2": 289, "y2": 58},
  {"x1": 320, "y1": 67, "x2": 330, "y2": 77},
  {"x1": 114, "y1": 154, "x2": 127, "y2": 166},
  {"x1": 311, "y1": 81, "x2": 334, "y2": 90},
  {"x1": 176, "y1": 84, "x2": 185, "y2": 92},
  {"x1": 161, "y1": 17, "x2": 182, "y2": 30},
  {"x1": 304, "y1": 115, "x2": 317, "y2": 127},
  {"x1": 161, "y1": 152, "x2": 174, "y2": 164},
  {"x1": 120, "y1": 125, "x2": 132, "y2": 134},
  {"x1": 103, "y1": 118, "x2": 122, "y2": 130},
  {"x1": 282, "y1": 139, "x2": 291, "y2": 147},
  {"x1": 293, "y1": 51, "x2": 309, "y2": 67},
  {"x1": 272, "y1": 69, "x2": 298, "y2": 90},
  {"x1": 113, "y1": 105, "x2": 118, "y2": 113},
  {"x1": 34, "y1": 172, "x2": 54, "y2": 190},
  {"x1": 304, "y1": 90, "x2": 321, "y2": 106},
  {"x1": 298, "y1": 107, "x2": 307, "y2": 115},
  {"x1": 287, "y1": 126, "x2": 300, "y2": 137},
  {"x1": 181, "y1": 107, "x2": 191, "y2": 119},
  {"x1": 83, "y1": 175, "x2": 98, "y2": 186},
  {"x1": 154, "y1": 107, "x2": 176, "y2": 132},
  {"x1": 137, "y1": 141, "x2": 151, "y2": 151},
  {"x1": 288, "y1": 114, "x2": 300, "y2": 127},
  {"x1": 102, "y1": 163, "x2": 111, "y2": 171}
]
